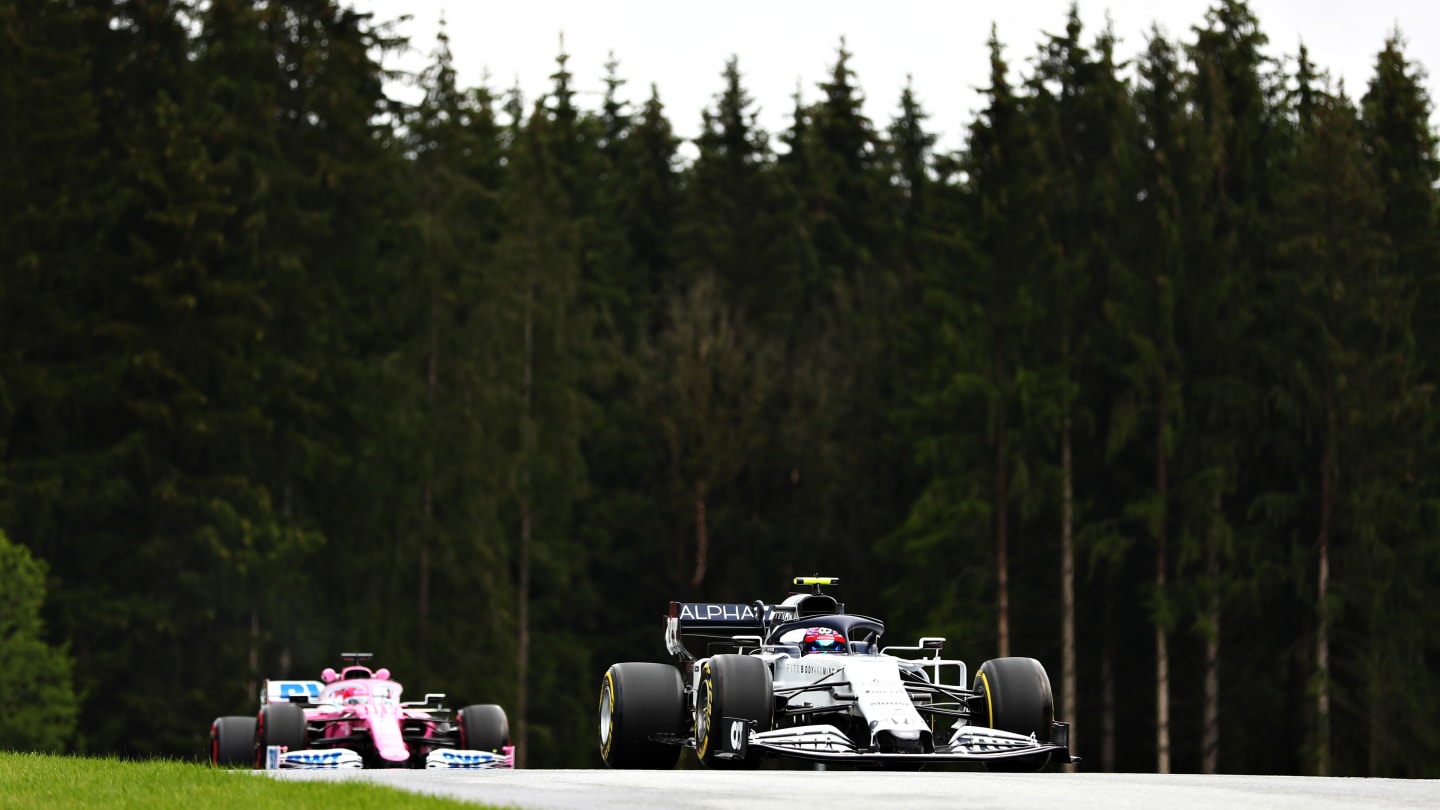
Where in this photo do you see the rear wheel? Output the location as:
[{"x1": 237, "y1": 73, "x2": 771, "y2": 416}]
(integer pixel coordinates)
[
  {"x1": 459, "y1": 704, "x2": 510, "y2": 751},
  {"x1": 695, "y1": 654, "x2": 772, "y2": 769},
  {"x1": 598, "y1": 662, "x2": 684, "y2": 769},
  {"x1": 974, "y1": 657, "x2": 1054, "y2": 772},
  {"x1": 210, "y1": 716, "x2": 255, "y2": 767},
  {"x1": 253, "y1": 703, "x2": 307, "y2": 769}
]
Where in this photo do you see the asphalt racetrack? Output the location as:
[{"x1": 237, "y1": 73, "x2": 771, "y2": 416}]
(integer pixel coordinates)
[{"x1": 269, "y1": 768, "x2": 1440, "y2": 809}]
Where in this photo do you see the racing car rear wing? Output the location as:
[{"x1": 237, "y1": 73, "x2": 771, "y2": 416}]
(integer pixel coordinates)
[
  {"x1": 665, "y1": 602, "x2": 770, "y2": 657},
  {"x1": 663, "y1": 579, "x2": 849, "y2": 658},
  {"x1": 262, "y1": 680, "x2": 323, "y2": 705}
]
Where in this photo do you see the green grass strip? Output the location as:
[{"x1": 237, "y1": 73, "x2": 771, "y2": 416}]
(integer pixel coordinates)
[{"x1": 0, "y1": 752, "x2": 503, "y2": 810}]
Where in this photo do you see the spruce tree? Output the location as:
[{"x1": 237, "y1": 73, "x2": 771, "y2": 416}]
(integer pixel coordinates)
[
  {"x1": 775, "y1": 42, "x2": 911, "y2": 597},
  {"x1": 491, "y1": 50, "x2": 596, "y2": 765},
  {"x1": 380, "y1": 22, "x2": 514, "y2": 694},
  {"x1": 1353, "y1": 32, "x2": 1440, "y2": 776},
  {"x1": 1361, "y1": 34, "x2": 1439, "y2": 377},
  {"x1": 962, "y1": 26, "x2": 1052, "y2": 659},
  {"x1": 1180, "y1": 0, "x2": 1276, "y2": 774},
  {"x1": 1272, "y1": 69, "x2": 1389, "y2": 776},
  {"x1": 676, "y1": 57, "x2": 780, "y2": 319},
  {"x1": 1115, "y1": 27, "x2": 1197, "y2": 773},
  {"x1": 1028, "y1": 6, "x2": 1141, "y2": 764}
]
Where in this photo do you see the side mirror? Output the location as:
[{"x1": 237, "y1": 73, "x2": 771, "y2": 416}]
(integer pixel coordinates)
[
  {"x1": 321, "y1": 667, "x2": 339, "y2": 683},
  {"x1": 920, "y1": 637, "x2": 946, "y2": 650}
]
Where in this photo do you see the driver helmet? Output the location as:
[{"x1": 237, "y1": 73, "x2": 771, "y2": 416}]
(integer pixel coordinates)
[{"x1": 802, "y1": 626, "x2": 847, "y2": 655}]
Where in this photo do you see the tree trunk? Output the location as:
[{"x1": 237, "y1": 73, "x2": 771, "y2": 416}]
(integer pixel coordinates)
[
  {"x1": 691, "y1": 478, "x2": 708, "y2": 587},
  {"x1": 1061, "y1": 410, "x2": 1076, "y2": 770},
  {"x1": 1316, "y1": 371, "x2": 1334, "y2": 776},
  {"x1": 516, "y1": 270, "x2": 534, "y2": 769},
  {"x1": 1202, "y1": 492, "x2": 1222, "y2": 774},
  {"x1": 1102, "y1": 595, "x2": 1116, "y2": 772},
  {"x1": 1156, "y1": 367, "x2": 1170, "y2": 774},
  {"x1": 421, "y1": 293, "x2": 438, "y2": 626},
  {"x1": 1367, "y1": 591, "x2": 1383, "y2": 776},
  {"x1": 248, "y1": 607, "x2": 259, "y2": 700},
  {"x1": 996, "y1": 344, "x2": 1009, "y2": 658},
  {"x1": 1156, "y1": 626, "x2": 1171, "y2": 773}
]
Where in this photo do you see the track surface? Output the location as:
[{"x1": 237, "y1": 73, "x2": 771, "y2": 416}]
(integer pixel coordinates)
[{"x1": 270, "y1": 768, "x2": 1440, "y2": 809}]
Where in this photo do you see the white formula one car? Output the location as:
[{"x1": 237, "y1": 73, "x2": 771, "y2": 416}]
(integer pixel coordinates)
[
  {"x1": 599, "y1": 578, "x2": 1075, "y2": 770},
  {"x1": 209, "y1": 653, "x2": 514, "y2": 770}
]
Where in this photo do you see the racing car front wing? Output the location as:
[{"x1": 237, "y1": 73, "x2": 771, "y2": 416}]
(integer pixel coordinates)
[
  {"x1": 718, "y1": 718, "x2": 1076, "y2": 765},
  {"x1": 266, "y1": 748, "x2": 364, "y2": 769},
  {"x1": 425, "y1": 747, "x2": 516, "y2": 769},
  {"x1": 262, "y1": 746, "x2": 515, "y2": 769}
]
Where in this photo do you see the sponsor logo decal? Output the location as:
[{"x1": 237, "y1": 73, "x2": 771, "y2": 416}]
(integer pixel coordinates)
[
  {"x1": 677, "y1": 603, "x2": 770, "y2": 622},
  {"x1": 786, "y1": 661, "x2": 847, "y2": 676},
  {"x1": 271, "y1": 681, "x2": 322, "y2": 700},
  {"x1": 279, "y1": 749, "x2": 364, "y2": 769},
  {"x1": 426, "y1": 746, "x2": 515, "y2": 769},
  {"x1": 289, "y1": 751, "x2": 344, "y2": 763}
]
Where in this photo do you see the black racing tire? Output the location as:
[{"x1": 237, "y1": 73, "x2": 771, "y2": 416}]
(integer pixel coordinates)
[
  {"x1": 253, "y1": 702, "x2": 308, "y2": 769},
  {"x1": 695, "y1": 654, "x2": 772, "y2": 769},
  {"x1": 598, "y1": 662, "x2": 685, "y2": 769},
  {"x1": 210, "y1": 715, "x2": 256, "y2": 767},
  {"x1": 459, "y1": 704, "x2": 511, "y2": 752},
  {"x1": 974, "y1": 657, "x2": 1054, "y2": 772}
]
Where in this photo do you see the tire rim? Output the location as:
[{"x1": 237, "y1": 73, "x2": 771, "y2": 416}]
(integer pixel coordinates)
[
  {"x1": 977, "y1": 669, "x2": 995, "y2": 729},
  {"x1": 599, "y1": 674, "x2": 615, "y2": 755},
  {"x1": 696, "y1": 666, "x2": 714, "y2": 757}
]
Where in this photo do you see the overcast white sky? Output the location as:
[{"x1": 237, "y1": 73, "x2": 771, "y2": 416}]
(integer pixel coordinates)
[{"x1": 350, "y1": 0, "x2": 1439, "y2": 154}]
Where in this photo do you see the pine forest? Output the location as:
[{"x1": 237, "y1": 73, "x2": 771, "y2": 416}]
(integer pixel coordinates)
[{"x1": 2, "y1": 0, "x2": 1439, "y2": 777}]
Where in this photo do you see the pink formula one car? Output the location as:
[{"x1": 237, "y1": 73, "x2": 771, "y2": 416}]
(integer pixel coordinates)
[{"x1": 209, "y1": 652, "x2": 514, "y2": 770}]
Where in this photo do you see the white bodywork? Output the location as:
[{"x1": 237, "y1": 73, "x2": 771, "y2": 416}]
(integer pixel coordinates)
[
  {"x1": 772, "y1": 654, "x2": 931, "y2": 748},
  {"x1": 690, "y1": 647, "x2": 978, "y2": 754}
]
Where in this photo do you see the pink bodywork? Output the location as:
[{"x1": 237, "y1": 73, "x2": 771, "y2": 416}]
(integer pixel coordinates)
[{"x1": 308, "y1": 667, "x2": 432, "y2": 763}]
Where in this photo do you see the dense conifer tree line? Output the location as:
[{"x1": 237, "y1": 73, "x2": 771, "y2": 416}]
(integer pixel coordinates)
[{"x1": 2, "y1": 0, "x2": 1437, "y2": 775}]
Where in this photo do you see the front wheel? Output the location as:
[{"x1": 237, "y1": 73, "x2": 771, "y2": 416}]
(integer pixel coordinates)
[
  {"x1": 974, "y1": 657, "x2": 1054, "y2": 772},
  {"x1": 695, "y1": 654, "x2": 771, "y2": 769},
  {"x1": 459, "y1": 704, "x2": 510, "y2": 752},
  {"x1": 599, "y1": 662, "x2": 684, "y2": 769},
  {"x1": 253, "y1": 703, "x2": 307, "y2": 769},
  {"x1": 210, "y1": 716, "x2": 255, "y2": 767}
]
